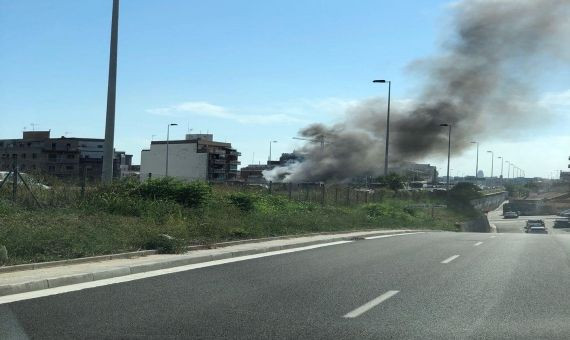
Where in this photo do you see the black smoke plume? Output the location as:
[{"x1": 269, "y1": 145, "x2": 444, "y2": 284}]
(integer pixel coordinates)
[{"x1": 265, "y1": 0, "x2": 570, "y2": 183}]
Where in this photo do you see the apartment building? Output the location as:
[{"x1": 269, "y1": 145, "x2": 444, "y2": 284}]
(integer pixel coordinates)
[
  {"x1": 140, "y1": 134, "x2": 240, "y2": 182},
  {"x1": 0, "y1": 131, "x2": 133, "y2": 180}
]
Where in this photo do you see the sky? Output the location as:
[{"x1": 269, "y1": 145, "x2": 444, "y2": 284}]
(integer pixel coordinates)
[{"x1": 0, "y1": 0, "x2": 569, "y2": 179}]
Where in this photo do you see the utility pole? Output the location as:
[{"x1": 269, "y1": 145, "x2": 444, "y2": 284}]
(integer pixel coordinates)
[
  {"x1": 373, "y1": 79, "x2": 391, "y2": 176},
  {"x1": 471, "y1": 141, "x2": 479, "y2": 177},
  {"x1": 102, "y1": 0, "x2": 120, "y2": 183},
  {"x1": 487, "y1": 150, "x2": 494, "y2": 178},
  {"x1": 440, "y1": 124, "x2": 451, "y2": 189},
  {"x1": 165, "y1": 123, "x2": 177, "y2": 177}
]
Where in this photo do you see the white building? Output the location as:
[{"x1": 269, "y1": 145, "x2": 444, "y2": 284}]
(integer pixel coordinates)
[{"x1": 140, "y1": 135, "x2": 239, "y2": 182}]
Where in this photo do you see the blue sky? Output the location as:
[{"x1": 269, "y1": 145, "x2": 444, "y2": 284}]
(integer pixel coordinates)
[{"x1": 1, "y1": 0, "x2": 569, "y2": 178}]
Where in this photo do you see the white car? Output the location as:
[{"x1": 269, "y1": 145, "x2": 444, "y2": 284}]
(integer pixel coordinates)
[
  {"x1": 526, "y1": 226, "x2": 547, "y2": 234},
  {"x1": 504, "y1": 211, "x2": 518, "y2": 219}
]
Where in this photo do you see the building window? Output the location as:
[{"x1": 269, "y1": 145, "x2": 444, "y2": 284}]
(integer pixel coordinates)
[
  {"x1": 32, "y1": 153, "x2": 37, "y2": 159},
  {"x1": 48, "y1": 154, "x2": 57, "y2": 159},
  {"x1": 67, "y1": 154, "x2": 75, "y2": 159},
  {"x1": 66, "y1": 165, "x2": 74, "y2": 170},
  {"x1": 52, "y1": 143, "x2": 56, "y2": 150},
  {"x1": 97, "y1": 145, "x2": 103, "y2": 148},
  {"x1": 48, "y1": 166, "x2": 55, "y2": 172},
  {"x1": 21, "y1": 153, "x2": 26, "y2": 159}
]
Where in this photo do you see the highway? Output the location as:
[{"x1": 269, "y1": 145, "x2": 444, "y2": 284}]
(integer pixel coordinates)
[
  {"x1": 3, "y1": 231, "x2": 570, "y2": 339},
  {"x1": 488, "y1": 205, "x2": 570, "y2": 234}
]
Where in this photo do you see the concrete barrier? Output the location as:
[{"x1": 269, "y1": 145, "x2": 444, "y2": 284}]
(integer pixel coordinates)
[
  {"x1": 461, "y1": 214, "x2": 491, "y2": 233},
  {"x1": 470, "y1": 191, "x2": 508, "y2": 212}
]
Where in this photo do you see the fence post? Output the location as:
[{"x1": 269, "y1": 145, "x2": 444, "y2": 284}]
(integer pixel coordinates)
[
  {"x1": 12, "y1": 156, "x2": 18, "y2": 202},
  {"x1": 335, "y1": 187, "x2": 338, "y2": 204},
  {"x1": 269, "y1": 181, "x2": 273, "y2": 194},
  {"x1": 288, "y1": 182, "x2": 292, "y2": 200},
  {"x1": 365, "y1": 191, "x2": 368, "y2": 203},
  {"x1": 148, "y1": 172, "x2": 152, "y2": 180},
  {"x1": 321, "y1": 184, "x2": 325, "y2": 205},
  {"x1": 346, "y1": 187, "x2": 350, "y2": 205},
  {"x1": 356, "y1": 191, "x2": 359, "y2": 204},
  {"x1": 305, "y1": 185, "x2": 309, "y2": 201},
  {"x1": 81, "y1": 165, "x2": 87, "y2": 199}
]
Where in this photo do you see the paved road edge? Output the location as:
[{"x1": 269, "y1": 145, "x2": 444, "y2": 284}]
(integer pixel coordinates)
[{"x1": 0, "y1": 230, "x2": 423, "y2": 297}]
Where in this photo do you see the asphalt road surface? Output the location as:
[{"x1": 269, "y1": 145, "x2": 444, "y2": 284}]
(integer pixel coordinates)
[
  {"x1": 488, "y1": 206, "x2": 570, "y2": 234},
  {"x1": 3, "y1": 231, "x2": 570, "y2": 339}
]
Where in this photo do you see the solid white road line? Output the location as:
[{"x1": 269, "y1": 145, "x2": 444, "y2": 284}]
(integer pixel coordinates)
[
  {"x1": 441, "y1": 255, "x2": 460, "y2": 264},
  {"x1": 343, "y1": 290, "x2": 400, "y2": 318},
  {"x1": 0, "y1": 241, "x2": 353, "y2": 305},
  {"x1": 474, "y1": 241, "x2": 483, "y2": 246},
  {"x1": 489, "y1": 236, "x2": 497, "y2": 238},
  {"x1": 364, "y1": 232, "x2": 424, "y2": 240}
]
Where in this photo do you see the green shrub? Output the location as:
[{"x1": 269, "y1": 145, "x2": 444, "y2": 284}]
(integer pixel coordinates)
[
  {"x1": 227, "y1": 192, "x2": 258, "y2": 212},
  {"x1": 144, "y1": 234, "x2": 186, "y2": 254},
  {"x1": 138, "y1": 178, "x2": 211, "y2": 207}
]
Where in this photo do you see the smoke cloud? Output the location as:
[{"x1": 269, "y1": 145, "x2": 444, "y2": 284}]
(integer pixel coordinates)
[{"x1": 264, "y1": 0, "x2": 570, "y2": 183}]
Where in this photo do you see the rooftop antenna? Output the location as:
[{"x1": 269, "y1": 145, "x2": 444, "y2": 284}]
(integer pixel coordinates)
[
  {"x1": 30, "y1": 123, "x2": 38, "y2": 131},
  {"x1": 151, "y1": 134, "x2": 156, "y2": 141},
  {"x1": 64, "y1": 131, "x2": 71, "y2": 137},
  {"x1": 187, "y1": 122, "x2": 190, "y2": 134},
  {"x1": 23, "y1": 126, "x2": 27, "y2": 131},
  {"x1": 252, "y1": 152, "x2": 255, "y2": 164}
]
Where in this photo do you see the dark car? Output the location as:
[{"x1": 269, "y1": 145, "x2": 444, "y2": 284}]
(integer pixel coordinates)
[{"x1": 554, "y1": 219, "x2": 570, "y2": 228}]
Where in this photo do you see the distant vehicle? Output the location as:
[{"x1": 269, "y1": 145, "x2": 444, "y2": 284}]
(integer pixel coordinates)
[
  {"x1": 554, "y1": 219, "x2": 570, "y2": 228},
  {"x1": 504, "y1": 211, "x2": 518, "y2": 219},
  {"x1": 525, "y1": 219, "x2": 545, "y2": 230},
  {"x1": 558, "y1": 209, "x2": 570, "y2": 218},
  {"x1": 526, "y1": 226, "x2": 548, "y2": 234}
]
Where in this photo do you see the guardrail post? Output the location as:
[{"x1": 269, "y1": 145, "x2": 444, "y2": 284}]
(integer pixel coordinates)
[{"x1": 12, "y1": 156, "x2": 18, "y2": 202}]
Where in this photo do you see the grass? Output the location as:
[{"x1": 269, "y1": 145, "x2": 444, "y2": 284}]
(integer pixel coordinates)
[{"x1": 0, "y1": 178, "x2": 478, "y2": 265}]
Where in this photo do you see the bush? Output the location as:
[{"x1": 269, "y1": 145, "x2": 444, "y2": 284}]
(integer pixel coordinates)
[
  {"x1": 138, "y1": 178, "x2": 211, "y2": 207},
  {"x1": 448, "y1": 182, "x2": 482, "y2": 203},
  {"x1": 377, "y1": 173, "x2": 405, "y2": 191},
  {"x1": 144, "y1": 234, "x2": 186, "y2": 254},
  {"x1": 227, "y1": 192, "x2": 258, "y2": 212}
]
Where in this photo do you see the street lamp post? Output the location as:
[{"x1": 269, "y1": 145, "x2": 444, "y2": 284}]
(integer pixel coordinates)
[
  {"x1": 165, "y1": 123, "x2": 177, "y2": 177},
  {"x1": 487, "y1": 151, "x2": 493, "y2": 178},
  {"x1": 498, "y1": 156, "x2": 504, "y2": 180},
  {"x1": 471, "y1": 141, "x2": 479, "y2": 178},
  {"x1": 506, "y1": 161, "x2": 511, "y2": 179},
  {"x1": 440, "y1": 123, "x2": 451, "y2": 189},
  {"x1": 268, "y1": 140, "x2": 277, "y2": 162},
  {"x1": 373, "y1": 79, "x2": 391, "y2": 176}
]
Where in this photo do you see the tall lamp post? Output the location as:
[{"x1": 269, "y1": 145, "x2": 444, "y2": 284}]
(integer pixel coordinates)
[
  {"x1": 506, "y1": 161, "x2": 511, "y2": 179},
  {"x1": 471, "y1": 141, "x2": 479, "y2": 178},
  {"x1": 268, "y1": 140, "x2": 277, "y2": 162},
  {"x1": 486, "y1": 150, "x2": 494, "y2": 178},
  {"x1": 498, "y1": 156, "x2": 504, "y2": 180},
  {"x1": 373, "y1": 79, "x2": 391, "y2": 176},
  {"x1": 102, "y1": 0, "x2": 120, "y2": 183},
  {"x1": 165, "y1": 123, "x2": 178, "y2": 177},
  {"x1": 440, "y1": 123, "x2": 451, "y2": 189}
]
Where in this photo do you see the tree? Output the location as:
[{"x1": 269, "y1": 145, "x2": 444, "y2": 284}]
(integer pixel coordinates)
[{"x1": 378, "y1": 173, "x2": 405, "y2": 191}]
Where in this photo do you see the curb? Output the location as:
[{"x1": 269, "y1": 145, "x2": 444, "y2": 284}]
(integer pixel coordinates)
[
  {"x1": 0, "y1": 230, "x2": 420, "y2": 297},
  {"x1": 0, "y1": 229, "x2": 414, "y2": 273},
  {"x1": 0, "y1": 250, "x2": 158, "y2": 274}
]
